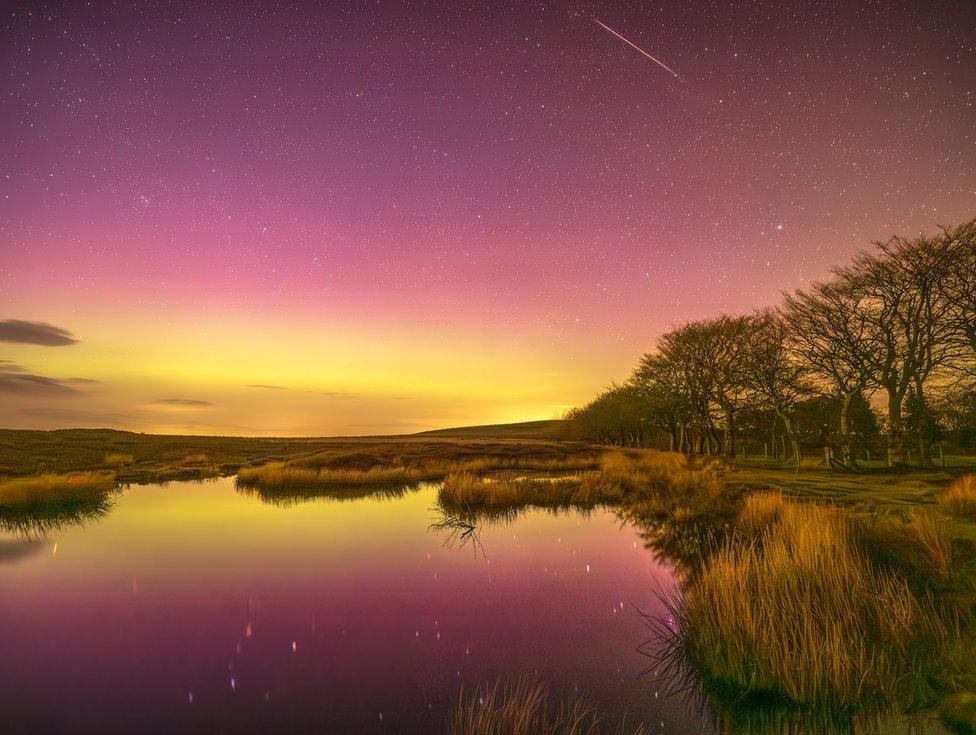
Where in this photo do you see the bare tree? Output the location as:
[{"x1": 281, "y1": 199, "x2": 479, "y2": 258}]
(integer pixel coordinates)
[
  {"x1": 838, "y1": 229, "x2": 960, "y2": 465},
  {"x1": 744, "y1": 309, "x2": 812, "y2": 469},
  {"x1": 783, "y1": 281, "x2": 872, "y2": 465},
  {"x1": 940, "y1": 218, "x2": 976, "y2": 372}
]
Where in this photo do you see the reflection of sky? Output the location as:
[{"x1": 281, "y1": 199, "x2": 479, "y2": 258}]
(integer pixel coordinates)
[{"x1": 0, "y1": 478, "x2": 702, "y2": 733}]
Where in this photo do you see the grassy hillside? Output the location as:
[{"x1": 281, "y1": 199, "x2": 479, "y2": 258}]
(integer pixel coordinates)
[
  {"x1": 415, "y1": 419, "x2": 568, "y2": 440},
  {"x1": 0, "y1": 426, "x2": 584, "y2": 484}
]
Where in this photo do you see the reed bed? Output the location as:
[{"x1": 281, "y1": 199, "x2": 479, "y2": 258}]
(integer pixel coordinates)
[
  {"x1": 236, "y1": 453, "x2": 604, "y2": 493},
  {"x1": 446, "y1": 678, "x2": 647, "y2": 735},
  {"x1": 0, "y1": 471, "x2": 117, "y2": 505},
  {"x1": 104, "y1": 452, "x2": 134, "y2": 467},
  {"x1": 670, "y1": 498, "x2": 944, "y2": 709},
  {"x1": 236, "y1": 461, "x2": 445, "y2": 490},
  {"x1": 440, "y1": 471, "x2": 621, "y2": 510},
  {"x1": 939, "y1": 474, "x2": 976, "y2": 521}
]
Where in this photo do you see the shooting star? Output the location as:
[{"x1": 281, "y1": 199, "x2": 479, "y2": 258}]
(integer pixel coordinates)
[{"x1": 593, "y1": 18, "x2": 684, "y2": 81}]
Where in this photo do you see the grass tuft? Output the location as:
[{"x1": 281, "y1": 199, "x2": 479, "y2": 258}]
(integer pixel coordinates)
[
  {"x1": 939, "y1": 474, "x2": 976, "y2": 521},
  {"x1": 446, "y1": 678, "x2": 647, "y2": 735},
  {"x1": 668, "y1": 498, "x2": 944, "y2": 709}
]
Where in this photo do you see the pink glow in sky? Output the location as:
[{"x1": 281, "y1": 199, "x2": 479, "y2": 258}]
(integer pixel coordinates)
[{"x1": 1, "y1": 1, "x2": 975, "y2": 434}]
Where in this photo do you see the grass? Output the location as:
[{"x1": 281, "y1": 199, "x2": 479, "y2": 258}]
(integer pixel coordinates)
[
  {"x1": 104, "y1": 452, "x2": 134, "y2": 467},
  {"x1": 663, "y1": 496, "x2": 946, "y2": 711},
  {"x1": 0, "y1": 471, "x2": 117, "y2": 536},
  {"x1": 0, "y1": 427, "x2": 599, "y2": 485},
  {"x1": 0, "y1": 471, "x2": 117, "y2": 504},
  {"x1": 446, "y1": 678, "x2": 647, "y2": 735},
  {"x1": 940, "y1": 474, "x2": 976, "y2": 521}
]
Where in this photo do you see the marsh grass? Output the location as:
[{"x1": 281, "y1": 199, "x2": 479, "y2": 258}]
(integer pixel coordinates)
[
  {"x1": 236, "y1": 461, "x2": 445, "y2": 490},
  {"x1": 939, "y1": 474, "x2": 976, "y2": 521},
  {"x1": 0, "y1": 471, "x2": 117, "y2": 536},
  {"x1": 665, "y1": 498, "x2": 945, "y2": 710},
  {"x1": 446, "y1": 678, "x2": 647, "y2": 735},
  {"x1": 440, "y1": 470, "x2": 622, "y2": 511},
  {"x1": 0, "y1": 471, "x2": 117, "y2": 504},
  {"x1": 104, "y1": 452, "x2": 134, "y2": 467}
]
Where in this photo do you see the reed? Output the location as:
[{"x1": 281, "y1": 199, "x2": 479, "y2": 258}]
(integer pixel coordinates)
[
  {"x1": 939, "y1": 474, "x2": 976, "y2": 521},
  {"x1": 446, "y1": 678, "x2": 647, "y2": 735},
  {"x1": 440, "y1": 471, "x2": 621, "y2": 510},
  {"x1": 104, "y1": 452, "x2": 134, "y2": 467},
  {"x1": 670, "y1": 499, "x2": 943, "y2": 709},
  {"x1": 0, "y1": 471, "x2": 117, "y2": 504}
]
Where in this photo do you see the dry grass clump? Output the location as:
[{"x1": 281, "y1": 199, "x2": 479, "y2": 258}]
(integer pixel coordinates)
[
  {"x1": 440, "y1": 471, "x2": 621, "y2": 510},
  {"x1": 863, "y1": 511, "x2": 954, "y2": 579},
  {"x1": 939, "y1": 474, "x2": 976, "y2": 521},
  {"x1": 446, "y1": 678, "x2": 647, "y2": 735},
  {"x1": 104, "y1": 452, "x2": 134, "y2": 467},
  {"x1": 0, "y1": 471, "x2": 117, "y2": 504},
  {"x1": 610, "y1": 450, "x2": 731, "y2": 521},
  {"x1": 736, "y1": 491, "x2": 786, "y2": 537},
  {"x1": 672, "y1": 499, "x2": 943, "y2": 708},
  {"x1": 236, "y1": 461, "x2": 441, "y2": 490}
]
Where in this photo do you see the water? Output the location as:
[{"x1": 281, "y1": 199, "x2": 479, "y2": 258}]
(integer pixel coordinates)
[{"x1": 0, "y1": 478, "x2": 705, "y2": 734}]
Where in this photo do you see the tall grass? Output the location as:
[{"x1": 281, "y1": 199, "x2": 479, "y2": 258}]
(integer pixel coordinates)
[
  {"x1": 104, "y1": 452, "x2": 134, "y2": 467},
  {"x1": 440, "y1": 471, "x2": 621, "y2": 510},
  {"x1": 237, "y1": 454, "x2": 604, "y2": 493},
  {"x1": 939, "y1": 474, "x2": 976, "y2": 520},
  {"x1": 0, "y1": 471, "x2": 117, "y2": 504},
  {"x1": 446, "y1": 678, "x2": 647, "y2": 735},
  {"x1": 236, "y1": 461, "x2": 444, "y2": 490},
  {"x1": 668, "y1": 499, "x2": 944, "y2": 709}
]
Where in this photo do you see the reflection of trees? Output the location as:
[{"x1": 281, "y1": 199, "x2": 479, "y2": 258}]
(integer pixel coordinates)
[{"x1": 0, "y1": 494, "x2": 113, "y2": 537}]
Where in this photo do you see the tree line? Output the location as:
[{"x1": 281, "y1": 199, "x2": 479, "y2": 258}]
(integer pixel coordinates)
[{"x1": 565, "y1": 218, "x2": 976, "y2": 468}]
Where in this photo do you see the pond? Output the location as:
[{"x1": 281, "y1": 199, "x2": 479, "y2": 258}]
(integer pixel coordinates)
[{"x1": 0, "y1": 477, "x2": 706, "y2": 734}]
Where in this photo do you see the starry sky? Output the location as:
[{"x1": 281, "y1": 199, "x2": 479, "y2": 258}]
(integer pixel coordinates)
[{"x1": 1, "y1": 0, "x2": 974, "y2": 436}]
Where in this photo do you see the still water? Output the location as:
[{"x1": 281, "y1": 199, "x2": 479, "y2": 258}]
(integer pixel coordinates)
[{"x1": 0, "y1": 478, "x2": 704, "y2": 734}]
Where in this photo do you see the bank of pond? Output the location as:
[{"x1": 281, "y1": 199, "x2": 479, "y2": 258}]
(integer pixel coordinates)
[{"x1": 3, "y1": 448, "x2": 976, "y2": 733}]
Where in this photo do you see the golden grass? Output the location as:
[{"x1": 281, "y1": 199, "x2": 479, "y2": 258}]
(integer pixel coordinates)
[
  {"x1": 939, "y1": 474, "x2": 976, "y2": 521},
  {"x1": 735, "y1": 491, "x2": 786, "y2": 537},
  {"x1": 104, "y1": 452, "x2": 134, "y2": 467},
  {"x1": 673, "y1": 499, "x2": 943, "y2": 708},
  {"x1": 0, "y1": 471, "x2": 118, "y2": 505},
  {"x1": 236, "y1": 461, "x2": 444, "y2": 490},
  {"x1": 440, "y1": 470, "x2": 622, "y2": 509},
  {"x1": 446, "y1": 678, "x2": 647, "y2": 735},
  {"x1": 236, "y1": 453, "x2": 604, "y2": 493}
]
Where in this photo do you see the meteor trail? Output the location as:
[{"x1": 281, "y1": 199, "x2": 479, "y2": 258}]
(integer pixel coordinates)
[{"x1": 593, "y1": 18, "x2": 684, "y2": 81}]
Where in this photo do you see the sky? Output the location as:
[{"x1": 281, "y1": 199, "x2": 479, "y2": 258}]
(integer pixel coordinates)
[{"x1": 1, "y1": 0, "x2": 974, "y2": 436}]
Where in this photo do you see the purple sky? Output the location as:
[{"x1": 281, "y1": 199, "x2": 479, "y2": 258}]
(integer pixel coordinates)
[{"x1": 1, "y1": 0, "x2": 974, "y2": 434}]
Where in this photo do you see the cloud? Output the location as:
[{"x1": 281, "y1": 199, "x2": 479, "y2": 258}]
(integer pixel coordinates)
[
  {"x1": 0, "y1": 372, "x2": 80, "y2": 396},
  {"x1": 17, "y1": 407, "x2": 137, "y2": 425},
  {"x1": 0, "y1": 360, "x2": 27, "y2": 373},
  {"x1": 0, "y1": 320, "x2": 79, "y2": 346},
  {"x1": 150, "y1": 398, "x2": 215, "y2": 408},
  {"x1": 62, "y1": 377, "x2": 101, "y2": 385},
  {"x1": 246, "y1": 384, "x2": 289, "y2": 390}
]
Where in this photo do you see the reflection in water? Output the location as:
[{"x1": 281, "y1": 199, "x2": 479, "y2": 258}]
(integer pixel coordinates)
[
  {"x1": 428, "y1": 507, "x2": 485, "y2": 558},
  {"x1": 0, "y1": 492, "x2": 114, "y2": 537},
  {"x1": 235, "y1": 478, "x2": 421, "y2": 507},
  {"x1": 0, "y1": 536, "x2": 50, "y2": 564}
]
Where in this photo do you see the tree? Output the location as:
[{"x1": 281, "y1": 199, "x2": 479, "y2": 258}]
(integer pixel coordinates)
[
  {"x1": 743, "y1": 309, "x2": 812, "y2": 469},
  {"x1": 783, "y1": 281, "x2": 872, "y2": 465},
  {"x1": 836, "y1": 230, "x2": 960, "y2": 465}
]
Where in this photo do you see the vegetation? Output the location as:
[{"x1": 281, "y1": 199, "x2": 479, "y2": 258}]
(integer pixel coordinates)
[
  {"x1": 567, "y1": 218, "x2": 976, "y2": 470},
  {"x1": 0, "y1": 471, "x2": 118, "y2": 536},
  {"x1": 445, "y1": 678, "x2": 647, "y2": 735},
  {"x1": 668, "y1": 498, "x2": 944, "y2": 709},
  {"x1": 940, "y1": 474, "x2": 976, "y2": 521}
]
